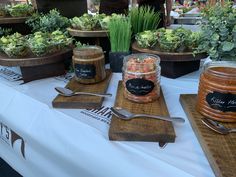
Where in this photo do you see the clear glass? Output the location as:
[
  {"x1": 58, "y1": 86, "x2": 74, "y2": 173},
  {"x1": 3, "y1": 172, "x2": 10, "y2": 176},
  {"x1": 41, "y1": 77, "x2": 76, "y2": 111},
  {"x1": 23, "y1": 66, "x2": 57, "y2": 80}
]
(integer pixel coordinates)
[
  {"x1": 197, "y1": 61, "x2": 236, "y2": 122},
  {"x1": 122, "y1": 53, "x2": 161, "y2": 103}
]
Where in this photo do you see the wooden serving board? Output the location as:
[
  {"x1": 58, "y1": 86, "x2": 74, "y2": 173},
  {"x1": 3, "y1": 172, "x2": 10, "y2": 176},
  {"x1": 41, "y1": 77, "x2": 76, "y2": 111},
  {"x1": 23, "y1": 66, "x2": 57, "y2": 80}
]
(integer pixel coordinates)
[
  {"x1": 67, "y1": 28, "x2": 108, "y2": 37},
  {"x1": 180, "y1": 94, "x2": 236, "y2": 177},
  {"x1": 52, "y1": 70, "x2": 112, "y2": 109},
  {"x1": 109, "y1": 81, "x2": 176, "y2": 143}
]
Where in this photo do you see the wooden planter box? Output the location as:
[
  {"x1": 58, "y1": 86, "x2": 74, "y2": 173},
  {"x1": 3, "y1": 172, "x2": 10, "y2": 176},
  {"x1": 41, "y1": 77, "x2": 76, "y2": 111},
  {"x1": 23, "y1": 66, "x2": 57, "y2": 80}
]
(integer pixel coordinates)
[{"x1": 0, "y1": 49, "x2": 72, "y2": 83}]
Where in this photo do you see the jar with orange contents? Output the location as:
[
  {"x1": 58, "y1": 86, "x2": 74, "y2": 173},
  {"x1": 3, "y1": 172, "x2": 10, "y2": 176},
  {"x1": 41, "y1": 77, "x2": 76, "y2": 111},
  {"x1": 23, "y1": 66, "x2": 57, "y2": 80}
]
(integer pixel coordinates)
[
  {"x1": 122, "y1": 53, "x2": 161, "y2": 103},
  {"x1": 197, "y1": 61, "x2": 236, "y2": 122}
]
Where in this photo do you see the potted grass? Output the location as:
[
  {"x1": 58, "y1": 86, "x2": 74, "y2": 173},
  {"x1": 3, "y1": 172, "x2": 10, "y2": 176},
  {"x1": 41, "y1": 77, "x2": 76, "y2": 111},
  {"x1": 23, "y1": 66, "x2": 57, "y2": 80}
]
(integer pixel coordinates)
[
  {"x1": 129, "y1": 6, "x2": 161, "y2": 35},
  {"x1": 108, "y1": 16, "x2": 132, "y2": 72}
]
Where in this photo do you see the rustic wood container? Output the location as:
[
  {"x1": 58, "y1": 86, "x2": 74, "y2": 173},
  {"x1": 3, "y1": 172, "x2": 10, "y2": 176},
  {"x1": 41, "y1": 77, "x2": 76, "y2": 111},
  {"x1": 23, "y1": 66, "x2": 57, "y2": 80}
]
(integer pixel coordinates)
[
  {"x1": 197, "y1": 61, "x2": 236, "y2": 122},
  {"x1": 73, "y1": 46, "x2": 106, "y2": 84}
]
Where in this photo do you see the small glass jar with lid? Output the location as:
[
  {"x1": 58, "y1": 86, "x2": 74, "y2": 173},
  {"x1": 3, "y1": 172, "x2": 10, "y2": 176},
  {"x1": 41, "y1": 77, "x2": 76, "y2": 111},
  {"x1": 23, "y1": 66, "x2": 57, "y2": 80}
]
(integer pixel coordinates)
[
  {"x1": 122, "y1": 53, "x2": 161, "y2": 103},
  {"x1": 197, "y1": 61, "x2": 236, "y2": 122},
  {"x1": 73, "y1": 46, "x2": 106, "y2": 84}
]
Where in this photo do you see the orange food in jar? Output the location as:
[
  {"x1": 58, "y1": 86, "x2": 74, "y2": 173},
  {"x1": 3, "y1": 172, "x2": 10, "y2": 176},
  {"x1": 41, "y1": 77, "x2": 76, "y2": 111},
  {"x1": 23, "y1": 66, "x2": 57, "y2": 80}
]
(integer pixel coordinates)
[
  {"x1": 197, "y1": 61, "x2": 236, "y2": 122},
  {"x1": 123, "y1": 53, "x2": 161, "y2": 103}
]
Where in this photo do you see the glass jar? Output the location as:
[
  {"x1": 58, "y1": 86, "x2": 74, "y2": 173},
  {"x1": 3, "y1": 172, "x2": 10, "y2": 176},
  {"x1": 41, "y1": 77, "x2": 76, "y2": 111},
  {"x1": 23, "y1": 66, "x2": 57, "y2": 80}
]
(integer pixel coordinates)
[
  {"x1": 197, "y1": 61, "x2": 236, "y2": 122},
  {"x1": 122, "y1": 53, "x2": 161, "y2": 103},
  {"x1": 73, "y1": 46, "x2": 106, "y2": 84}
]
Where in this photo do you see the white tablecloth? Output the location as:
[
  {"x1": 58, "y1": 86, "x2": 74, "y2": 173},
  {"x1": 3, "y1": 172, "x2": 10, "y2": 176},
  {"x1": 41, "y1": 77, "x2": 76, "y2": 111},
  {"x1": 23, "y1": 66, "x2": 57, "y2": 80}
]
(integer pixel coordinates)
[{"x1": 0, "y1": 69, "x2": 215, "y2": 177}]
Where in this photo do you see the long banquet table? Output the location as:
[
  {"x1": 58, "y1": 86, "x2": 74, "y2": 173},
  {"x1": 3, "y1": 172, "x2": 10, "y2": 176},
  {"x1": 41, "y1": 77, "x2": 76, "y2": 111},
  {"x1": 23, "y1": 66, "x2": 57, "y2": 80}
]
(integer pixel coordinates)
[{"x1": 0, "y1": 66, "x2": 215, "y2": 177}]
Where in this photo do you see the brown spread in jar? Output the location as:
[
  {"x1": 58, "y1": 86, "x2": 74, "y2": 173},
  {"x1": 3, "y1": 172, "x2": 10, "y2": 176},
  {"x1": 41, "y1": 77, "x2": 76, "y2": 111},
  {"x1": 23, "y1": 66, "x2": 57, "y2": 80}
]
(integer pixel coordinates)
[
  {"x1": 73, "y1": 46, "x2": 106, "y2": 84},
  {"x1": 197, "y1": 62, "x2": 236, "y2": 122}
]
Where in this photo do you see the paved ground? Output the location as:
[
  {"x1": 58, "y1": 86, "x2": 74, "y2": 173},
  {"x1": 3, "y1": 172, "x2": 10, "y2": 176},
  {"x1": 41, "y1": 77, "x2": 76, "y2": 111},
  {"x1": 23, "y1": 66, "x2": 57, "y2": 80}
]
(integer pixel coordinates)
[{"x1": 0, "y1": 158, "x2": 22, "y2": 177}]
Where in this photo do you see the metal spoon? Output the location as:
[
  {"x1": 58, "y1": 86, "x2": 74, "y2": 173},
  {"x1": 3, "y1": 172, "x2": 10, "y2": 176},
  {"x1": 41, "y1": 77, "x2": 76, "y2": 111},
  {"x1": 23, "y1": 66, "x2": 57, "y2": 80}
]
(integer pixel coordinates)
[
  {"x1": 55, "y1": 87, "x2": 112, "y2": 98},
  {"x1": 201, "y1": 118, "x2": 236, "y2": 135},
  {"x1": 111, "y1": 107, "x2": 185, "y2": 123}
]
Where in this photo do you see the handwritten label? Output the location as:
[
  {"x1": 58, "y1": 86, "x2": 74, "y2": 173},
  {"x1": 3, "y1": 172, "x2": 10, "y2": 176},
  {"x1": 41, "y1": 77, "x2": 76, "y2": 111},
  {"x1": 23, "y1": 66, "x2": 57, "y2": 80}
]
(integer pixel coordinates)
[
  {"x1": 126, "y1": 78, "x2": 154, "y2": 96},
  {"x1": 206, "y1": 91, "x2": 236, "y2": 112},
  {"x1": 75, "y1": 64, "x2": 96, "y2": 79}
]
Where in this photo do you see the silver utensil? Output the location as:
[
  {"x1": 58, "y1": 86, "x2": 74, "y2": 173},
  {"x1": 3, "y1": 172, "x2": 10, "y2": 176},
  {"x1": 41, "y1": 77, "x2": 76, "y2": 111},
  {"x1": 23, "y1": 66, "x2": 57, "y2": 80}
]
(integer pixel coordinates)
[
  {"x1": 55, "y1": 87, "x2": 112, "y2": 98},
  {"x1": 202, "y1": 118, "x2": 236, "y2": 135},
  {"x1": 111, "y1": 107, "x2": 185, "y2": 123}
]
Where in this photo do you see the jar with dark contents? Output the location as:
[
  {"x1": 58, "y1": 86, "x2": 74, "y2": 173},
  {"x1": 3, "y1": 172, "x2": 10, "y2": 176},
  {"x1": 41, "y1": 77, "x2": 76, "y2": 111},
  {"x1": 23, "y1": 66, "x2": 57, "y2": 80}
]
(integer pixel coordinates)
[
  {"x1": 122, "y1": 53, "x2": 161, "y2": 103},
  {"x1": 197, "y1": 61, "x2": 236, "y2": 122},
  {"x1": 73, "y1": 46, "x2": 106, "y2": 84}
]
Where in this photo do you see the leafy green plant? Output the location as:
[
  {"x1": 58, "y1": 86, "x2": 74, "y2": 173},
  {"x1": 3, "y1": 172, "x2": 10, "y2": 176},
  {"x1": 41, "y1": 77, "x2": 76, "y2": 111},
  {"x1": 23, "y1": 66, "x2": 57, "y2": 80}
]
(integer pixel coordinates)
[
  {"x1": 157, "y1": 27, "x2": 202, "y2": 52},
  {"x1": 197, "y1": 2, "x2": 236, "y2": 60},
  {"x1": 27, "y1": 32, "x2": 49, "y2": 56},
  {"x1": 0, "y1": 27, "x2": 12, "y2": 37},
  {"x1": 129, "y1": 6, "x2": 160, "y2": 35},
  {"x1": 27, "y1": 30, "x2": 72, "y2": 56},
  {"x1": 0, "y1": 33, "x2": 28, "y2": 57},
  {"x1": 49, "y1": 30, "x2": 73, "y2": 51},
  {"x1": 108, "y1": 17, "x2": 132, "y2": 52},
  {"x1": 6, "y1": 4, "x2": 34, "y2": 17},
  {"x1": 26, "y1": 9, "x2": 70, "y2": 33},
  {"x1": 0, "y1": 4, "x2": 7, "y2": 17},
  {"x1": 75, "y1": 41, "x2": 88, "y2": 48},
  {"x1": 135, "y1": 30, "x2": 158, "y2": 48},
  {"x1": 70, "y1": 14, "x2": 98, "y2": 30}
]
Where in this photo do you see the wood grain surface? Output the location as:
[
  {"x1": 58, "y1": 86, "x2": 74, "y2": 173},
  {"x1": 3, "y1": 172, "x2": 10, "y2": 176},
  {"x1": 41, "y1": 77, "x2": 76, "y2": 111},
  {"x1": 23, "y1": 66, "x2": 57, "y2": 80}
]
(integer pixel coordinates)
[
  {"x1": 67, "y1": 28, "x2": 108, "y2": 37},
  {"x1": 180, "y1": 94, "x2": 236, "y2": 177},
  {"x1": 0, "y1": 17, "x2": 28, "y2": 24},
  {"x1": 0, "y1": 49, "x2": 72, "y2": 67},
  {"x1": 132, "y1": 41, "x2": 206, "y2": 61},
  {"x1": 109, "y1": 81, "x2": 176, "y2": 143},
  {"x1": 52, "y1": 70, "x2": 112, "y2": 109}
]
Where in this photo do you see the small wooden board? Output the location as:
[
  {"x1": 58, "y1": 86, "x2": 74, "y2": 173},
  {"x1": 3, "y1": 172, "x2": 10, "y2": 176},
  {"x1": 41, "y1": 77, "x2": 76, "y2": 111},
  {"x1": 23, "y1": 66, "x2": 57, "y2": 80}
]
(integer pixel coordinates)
[
  {"x1": 52, "y1": 70, "x2": 112, "y2": 109},
  {"x1": 180, "y1": 94, "x2": 236, "y2": 177},
  {"x1": 67, "y1": 28, "x2": 108, "y2": 37},
  {"x1": 109, "y1": 81, "x2": 176, "y2": 143}
]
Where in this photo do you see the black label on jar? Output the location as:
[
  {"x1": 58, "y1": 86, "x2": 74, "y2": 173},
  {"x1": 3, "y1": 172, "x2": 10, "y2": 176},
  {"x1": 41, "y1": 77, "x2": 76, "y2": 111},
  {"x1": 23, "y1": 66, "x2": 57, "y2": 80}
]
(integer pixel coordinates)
[
  {"x1": 75, "y1": 64, "x2": 96, "y2": 79},
  {"x1": 206, "y1": 91, "x2": 236, "y2": 112},
  {"x1": 126, "y1": 78, "x2": 154, "y2": 96}
]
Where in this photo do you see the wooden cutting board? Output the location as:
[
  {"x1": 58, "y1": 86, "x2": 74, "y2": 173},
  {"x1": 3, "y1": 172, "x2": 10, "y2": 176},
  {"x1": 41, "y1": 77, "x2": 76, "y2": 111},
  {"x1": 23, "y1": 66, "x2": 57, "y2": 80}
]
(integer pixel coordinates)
[
  {"x1": 180, "y1": 94, "x2": 236, "y2": 177},
  {"x1": 109, "y1": 81, "x2": 176, "y2": 143},
  {"x1": 52, "y1": 70, "x2": 112, "y2": 109}
]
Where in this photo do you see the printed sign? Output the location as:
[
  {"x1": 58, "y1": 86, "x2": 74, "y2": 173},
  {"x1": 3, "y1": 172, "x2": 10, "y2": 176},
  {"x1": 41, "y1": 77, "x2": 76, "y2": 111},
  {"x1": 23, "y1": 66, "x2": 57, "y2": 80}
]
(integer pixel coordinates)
[
  {"x1": 126, "y1": 78, "x2": 154, "y2": 96},
  {"x1": 206, "y1": 91, "x2": 236, "y2": 112},
  {"x1": 75, "y1": 64, "x2": 96, "y2": 79},
  {"x1": 80, "y1": 106, "x2": 112, "y2": 125},
  {"x1": 0, "y1": 122, "x2": 25, "y2": 158}
]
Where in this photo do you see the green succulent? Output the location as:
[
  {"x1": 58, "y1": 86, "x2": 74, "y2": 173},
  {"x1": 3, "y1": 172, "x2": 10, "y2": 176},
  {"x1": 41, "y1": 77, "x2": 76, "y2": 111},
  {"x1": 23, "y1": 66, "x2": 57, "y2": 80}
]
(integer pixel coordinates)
[
  {"x1": 135, "y1": 30, "x2": 158, "y2": 48},
  {"x1": 0, "y1": 33, "x2": 28, "y2": 57},
  {"x1": 27, "y1": 32, "x2": 50, "y2": 56},
  {"x1": 49, "y1": 30, "x2": 73, "y2": 51},
  {"x1": 6, "y1": 4, "x2": 34, "y2": 17},
  {"x1": 70, "y1": 13, "x2": 98, "y2": 30}
]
